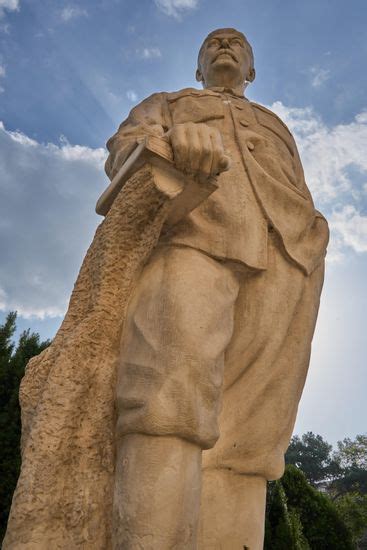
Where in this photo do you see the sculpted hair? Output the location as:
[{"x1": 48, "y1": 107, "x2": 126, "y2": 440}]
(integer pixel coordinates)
[{"x1": 197, "y1": 28, "x2": 255, "y2": 75}]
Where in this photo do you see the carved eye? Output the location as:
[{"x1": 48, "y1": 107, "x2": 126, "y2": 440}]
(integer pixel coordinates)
[
  {"x1": 207, "y1": 39, "x2": 220, "y2": 47},
  {"x1": 230, "y1": 38, "x2": 244, "y2": 47}
]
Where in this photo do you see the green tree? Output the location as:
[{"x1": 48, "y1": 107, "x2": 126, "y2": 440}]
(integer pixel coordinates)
[
  {"x1": 265, "y1": 477, "x2": 310, "y2": 549},
  {"x1": 0, "y1": 312, "x2": 50, "y2": 543},
  {"x1": 266, "y1": 465, "x2": 355, "y2": 549},
  {"x1": 329, "y1": 435, "x2": 367, "y2": 547},
  {"x1": 331, "y1": 435, "x2": 367, "y2": 496},
  {"x1": 332, "y1": 467, "x2": 367, "y2": 498},
  {"x1": 282, "y1": 465, "x2": 354, "y2": 549},
  {"x1": 286, "y1": 432, "x2": 341, "y2": 486},
  {"x1": 287, "y1": 432, "x2": 367, "y2": 544},
  {"x1": 335, "y1": 435, "x2": 367, "y2": 470},
  {"x1": 0, "y1": 312, "x2": 16, "y2": 409},
  {"x1": 334, "y1": 492, "x2": 367, "y2": 547}
]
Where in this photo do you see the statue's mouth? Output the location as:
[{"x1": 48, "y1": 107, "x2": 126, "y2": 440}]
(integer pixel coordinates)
[{"x1": 214, "y1": 50, "x2": 238, "y2": 63}]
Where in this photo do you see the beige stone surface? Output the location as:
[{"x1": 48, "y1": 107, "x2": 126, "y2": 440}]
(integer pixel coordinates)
[
  {"x1": 199, "y1": 470, "x2": 267, "y2": 550},
  {"x1": 4, "y1": 28, "x2": 329, "y2": 549},
  {"x1": 113, "y1": 435, "x2": 201, "y2": 549},
  {"x1": 3, "y1": 166, "x2": 173, "y2": 549}
]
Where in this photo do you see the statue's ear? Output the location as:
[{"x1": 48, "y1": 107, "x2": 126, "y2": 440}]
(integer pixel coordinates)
[
  {"x1": 196, "y1": 69, "x2": 203, "y2": 83},
  {"x1": 247, "y1": 68, "x2": 256, "y2": 83}
]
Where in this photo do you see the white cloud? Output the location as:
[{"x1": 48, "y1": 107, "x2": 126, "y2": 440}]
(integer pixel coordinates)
[
  {"x1": 0, "y1": 0, "x2": 19, "y2": 8},
  {"x1": 137, "y1": 47, "x2": 162, "y2": 59},
  {"x1": 329, "y1": 205, "x2": 367, "y2": 254},
  {"x1": 154, "y1": 0, "x2": 198, "y2": 19},
  {"x1": 126, "y1": 89, "x2": 138, "y2": 102},
  {"x1": 0, "y1": 122, "x2": 105, "y2": 318},
  {"x1": 270, "y1": 102, "x2": 367, "y2": 260},
  {"x1": 60, "y1": 5, "x2": 88, "y2": 22},
  {"x1": 309, "y1": 66, "x2": 330, "y2": 88},
  {"x1": 0, "y1": 0, "x2": 19, "y2": 18}
]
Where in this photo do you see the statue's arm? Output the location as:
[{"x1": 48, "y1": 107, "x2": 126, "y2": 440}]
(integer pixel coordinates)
[
  {"x1": 105, "y1": 91, "x2": 228, "y2": 183},
  {"x1": 105, "y1": 93, "x2": 168, "y2": 180}
]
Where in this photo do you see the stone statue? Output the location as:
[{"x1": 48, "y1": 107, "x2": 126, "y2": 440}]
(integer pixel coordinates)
[{"x1": 4, "y1": 28, "x2": 329, "y2": 550}]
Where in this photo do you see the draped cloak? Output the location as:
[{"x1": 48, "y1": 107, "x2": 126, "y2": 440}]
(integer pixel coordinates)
[{"x1": 3, "y1": 167, "x2": 173, "y2": 549}]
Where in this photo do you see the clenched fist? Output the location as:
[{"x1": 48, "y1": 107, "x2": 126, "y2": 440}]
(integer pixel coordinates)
[{"x1": 168, "y1": 122, "x2": 229, "y2": 179}]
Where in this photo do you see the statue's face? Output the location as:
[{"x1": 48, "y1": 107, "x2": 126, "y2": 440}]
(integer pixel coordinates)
[{"x1": 198, "y1": 30, "x2": 254, "y2": 88}]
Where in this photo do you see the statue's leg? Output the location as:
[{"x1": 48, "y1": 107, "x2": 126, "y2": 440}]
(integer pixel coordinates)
[
  {"x1": 113, "y1": 434, "x2": 202, "y2": 549},
  {"x1": 200, "y1": 235, "x2": 326, "y2": 549},
  {"x1": 199, "y1": 469, "x2": 266, "y2": 550},
  {"x1": 113, "y1": 245, "x2": 240, "y2": 549}
]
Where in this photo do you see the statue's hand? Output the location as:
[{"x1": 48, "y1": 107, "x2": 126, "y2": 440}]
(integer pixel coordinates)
[{"x1": 168, "y1": 123, "x2": 229, "y2": 179}]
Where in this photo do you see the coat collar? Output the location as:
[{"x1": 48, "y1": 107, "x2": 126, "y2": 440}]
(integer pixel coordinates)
[{"x1": 207, "y1": 86, "x2": 247, "y2": 99}]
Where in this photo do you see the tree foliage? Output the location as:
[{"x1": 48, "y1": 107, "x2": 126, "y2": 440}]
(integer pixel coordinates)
[
  {"x1": 283, "y1": 465, "x2": 354, "y2": 549},
  {"x1": 265, "y1": 476, "x2": 310, "y2": 549},
  {"x1": 285, "y1": 432, "x2": 367, "y2": 547},
  {"x1": 331, "y1": 435, "x2": 367, "y2": 497},
  {"x1": 334, "y1": 492, "x2": 367, "y2": 547},
  {"x1": 266, "y1": 465, "x2": 355, "y2": 549},
  {"x1": 286, "y1": 431, "x2": 341, "y2": 485},
  {"x1": 335, "y1": 435, "x2": 367, "y2": 471},
  {"x1": 0, "y1": 312, "x2": 50, "y2": 543}
]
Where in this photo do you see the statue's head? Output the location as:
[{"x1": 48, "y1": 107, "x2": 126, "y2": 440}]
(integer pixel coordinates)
[{"x1": 196, "y1": 28, "x2": 255, "y2": 90}]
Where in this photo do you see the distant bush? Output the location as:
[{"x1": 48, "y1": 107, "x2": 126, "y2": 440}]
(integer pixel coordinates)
[
  {"x1": 265, "y1": 465, "x2": 354, "y2": 549},
  {"x1": 0, "y1": 312, "x2": 50, "y2": 544}
]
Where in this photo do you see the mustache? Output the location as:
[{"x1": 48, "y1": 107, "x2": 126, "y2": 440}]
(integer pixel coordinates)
[{"x1": 213, "y1": 49, "x2": 238, "y2": 63}]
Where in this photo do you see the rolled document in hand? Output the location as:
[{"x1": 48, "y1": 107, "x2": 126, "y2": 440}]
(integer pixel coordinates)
[{"x1": 96, "y1": 135, "x2": 229, "y2": 225}]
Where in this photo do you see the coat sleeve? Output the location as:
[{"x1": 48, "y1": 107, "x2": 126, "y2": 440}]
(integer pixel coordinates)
[
  {"x1": 105, "y1": 92, "x2": 170, "y2": 180},
  {"x1": 251, "y1": 102, "x2": 314, "y2": 203},
  {"x1": 269, "y1": 110, "x2": 314, "y2": 203},
  {"x1": 290, "y1": 134, "x2": 314, "y2": 203}
]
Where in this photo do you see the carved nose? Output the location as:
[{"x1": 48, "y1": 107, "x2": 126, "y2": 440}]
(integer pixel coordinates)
[{"x1": 221, "y1": 38, "x2": 230, "y2": 48}]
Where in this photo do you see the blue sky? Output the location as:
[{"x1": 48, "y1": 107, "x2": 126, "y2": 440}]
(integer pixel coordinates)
[{"x1": 0, "y1": 0, "x2": 366, "y2": 447}]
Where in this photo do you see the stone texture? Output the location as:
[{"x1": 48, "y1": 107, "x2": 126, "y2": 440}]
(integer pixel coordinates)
[
  {"x1": 4, "y1": 27, "x2": 329, "y2": 550},
  {"x1": 113, "y1": 435, "x2": 202, "y2": 549},
  {"x1": 3, "y1": 166, "x2": 173, "y2": 549},
  {"x1": 199, "y1": 470, "x2": 267, "y2": 550}
]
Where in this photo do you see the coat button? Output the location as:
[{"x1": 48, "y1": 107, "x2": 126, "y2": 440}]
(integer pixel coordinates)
[
  {"x1": 247, "y1": 141, "x2": 255, "y2": 151},
  {"x1": 239, "y1": 120, "x2": 249, "y2": 127}
]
